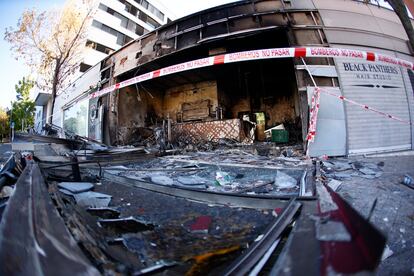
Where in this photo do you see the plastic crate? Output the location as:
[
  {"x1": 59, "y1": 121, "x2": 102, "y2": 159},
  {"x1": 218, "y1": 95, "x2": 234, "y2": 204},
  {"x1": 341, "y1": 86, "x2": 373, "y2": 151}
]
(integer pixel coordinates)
[{"x1": 271, "y1": 129, "x2": 289, "y2": 143}]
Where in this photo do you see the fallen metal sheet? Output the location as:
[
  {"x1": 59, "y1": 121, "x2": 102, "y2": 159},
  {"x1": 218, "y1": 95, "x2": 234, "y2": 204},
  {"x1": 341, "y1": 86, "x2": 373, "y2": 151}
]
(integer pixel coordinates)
[
  {"x1": 269, "y1": 201, "x2": 320, "y2": 275},
  {"x1": 59, "y1": 188, "x2": 112, "y2": 208},
  {"x1": 58, "y1": 182, "x2": 94, "y2": 193},
  {"x1": 0, "y1": 161, "x2": 100, "y2": 276},
  {"x1": 74, "y1": 192, "x2": 112, "y2": 208},
  {"x1": 135, "y1": 259, "x2": 177, "y2": 275},
  {"x1": 223, "y1": 199, "x2": 302, "y2": 275},
  {"x1": 249, "y1": 238, "x2": 281, "y2": 276},
  {"x1": 17, "y1": 133, "x2": 108, "y2": 152},
  {"x1": 37, "y1": 151, "x2": 153, "y2": 166},
  {"x1": 104, "y1": 172, "x2": 316, "y2": 209},
  {"x1": 0, "y1": 154, "x2": 17, "y2": 190}
]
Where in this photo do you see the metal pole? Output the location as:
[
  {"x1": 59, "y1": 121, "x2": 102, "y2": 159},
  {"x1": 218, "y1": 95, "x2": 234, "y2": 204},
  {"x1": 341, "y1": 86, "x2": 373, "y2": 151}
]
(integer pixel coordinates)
[
  {"x1": 9, "y1": 102, "x2": 13, "y2": 143},
  {"x1": 167, "y1": 113, "x2": 171, "y2": 143}
]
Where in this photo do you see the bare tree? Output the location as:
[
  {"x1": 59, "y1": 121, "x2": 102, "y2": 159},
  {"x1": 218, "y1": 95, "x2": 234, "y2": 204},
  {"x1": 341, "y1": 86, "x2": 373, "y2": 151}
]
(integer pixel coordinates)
[{"x1": 4, "y1": 0, "x2": 95, "y2": 124}]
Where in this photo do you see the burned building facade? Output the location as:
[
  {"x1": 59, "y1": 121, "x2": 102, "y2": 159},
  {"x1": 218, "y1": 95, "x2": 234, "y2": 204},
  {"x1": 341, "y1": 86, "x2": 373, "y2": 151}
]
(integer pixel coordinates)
[{"x1": 53, "y1": 0, "x2": 414, "y2": 156}]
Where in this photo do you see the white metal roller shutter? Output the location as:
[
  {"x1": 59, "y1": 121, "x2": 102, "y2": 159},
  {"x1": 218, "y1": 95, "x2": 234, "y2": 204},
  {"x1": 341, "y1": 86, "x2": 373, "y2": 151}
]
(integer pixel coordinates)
[{"x1": 335, "y1": 57, "x2": 411, "y2": 154}]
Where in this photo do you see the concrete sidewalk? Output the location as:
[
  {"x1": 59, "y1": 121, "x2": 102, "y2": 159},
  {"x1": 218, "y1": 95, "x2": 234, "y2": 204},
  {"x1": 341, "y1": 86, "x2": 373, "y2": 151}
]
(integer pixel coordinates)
[{"x1": 335, "y1": 155, "x2": 414, "y2": 275}]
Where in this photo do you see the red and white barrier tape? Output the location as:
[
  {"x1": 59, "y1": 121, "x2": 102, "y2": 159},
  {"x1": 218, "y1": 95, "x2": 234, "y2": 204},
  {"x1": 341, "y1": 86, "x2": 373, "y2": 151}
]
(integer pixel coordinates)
[
  {"x1": 89, "y1": 47, "x2": 414, "y2": 99},
  {"x1": 306, "y1": 87, "x2": 321, "y2": 142},
  {"x1": 318, "y1": 87, "x2": 411, "y2": 125}
]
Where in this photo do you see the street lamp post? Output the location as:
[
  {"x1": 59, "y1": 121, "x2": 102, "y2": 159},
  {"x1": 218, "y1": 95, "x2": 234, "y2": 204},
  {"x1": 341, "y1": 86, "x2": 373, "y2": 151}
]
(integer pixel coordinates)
[{"x1": 9, "y1": 102, "x2": 14, "y2": 143}]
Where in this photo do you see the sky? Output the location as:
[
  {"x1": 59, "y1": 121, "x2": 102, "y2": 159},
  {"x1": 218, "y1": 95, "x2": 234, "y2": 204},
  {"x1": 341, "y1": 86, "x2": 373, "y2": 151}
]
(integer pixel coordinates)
[
  {"x1": 0, "y1": 0, "x2": 65, "y2": 109},
  {"x1": 0, "y1": 0, "x2": 240, "y2": 110}
]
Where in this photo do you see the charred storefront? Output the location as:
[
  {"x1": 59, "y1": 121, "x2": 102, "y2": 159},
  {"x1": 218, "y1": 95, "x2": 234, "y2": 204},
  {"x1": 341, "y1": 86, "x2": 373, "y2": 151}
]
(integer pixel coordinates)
[
  {"x1": 87, "y1": 0, "x2": 331, "y2": 151},
  {"x1": 56, "y1": 0, "x2": 414, "y2": 156}
]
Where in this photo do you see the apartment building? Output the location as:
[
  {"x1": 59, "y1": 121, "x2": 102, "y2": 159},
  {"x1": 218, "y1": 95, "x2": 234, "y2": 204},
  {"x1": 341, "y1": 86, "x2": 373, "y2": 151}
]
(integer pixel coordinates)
[
  {"x1": 34, "y1": 0, "x2": 171, "y2": 133},
  {"x1": 80, "y1": 0, "x2": 171, "y2": 75}
]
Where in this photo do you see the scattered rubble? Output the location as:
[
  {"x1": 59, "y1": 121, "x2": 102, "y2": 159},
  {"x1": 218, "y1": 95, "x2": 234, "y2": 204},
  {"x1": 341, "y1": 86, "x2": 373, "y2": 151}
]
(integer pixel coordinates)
[
  {"x1": 327, "y1": 179, "x2": 342, "y2": 192},
  {"x1": 321, "y1": 158, "x2": 384, "y2": 180},
  {"x1": 381, "y1": 244, "x2": 394, "y2": 261},
  {"x1": 402, "y1": 174, "x2": 414, "y2": 189},
  {"x1": 60, "y1": 187, "x2": 112, "y2": 208},
  {"x1": 274, "y1": 171, "x2": 297, "y2": 189},
  {"x1": 0, "y1": 134, "x2": 398, "y2": 275},
  {"x1": 58, "y1": 182, "x2": 94, "y2": 193},
  {"x1": 150, "y1": 175, "x2": 174, "y2": 186},
  {"x1": 98, "y1": 149, "x2": 309, "y2": 197},
  {"x1": 0, "y1": 185, "x2": 14, "y2": 198}
]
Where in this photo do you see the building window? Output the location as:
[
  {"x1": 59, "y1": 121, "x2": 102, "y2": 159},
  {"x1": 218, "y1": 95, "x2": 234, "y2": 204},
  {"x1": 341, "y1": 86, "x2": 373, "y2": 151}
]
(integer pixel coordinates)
[
  {"x1": 79, "y1": 62, "x2": 92, "y2": 73},
  {"x1": 133, "y1": 0, "x2": 164, "y2": 21},
  {"x1": 138, "y1": 12, "x2": 160, "y2": 28},
  {"x1": 85, "y1": 40, "x2": 114, "y2": 54},
  {"x1": 146, "y1": 16, "x2": 160, "y2": 29},
  {"x1": 63, "y1": 101, "x2": 88, "y2": 137},
  {"x1": 124, "y1": 35, "x2": 133, "y2": 44},
  {"x1": 124, "y1": 1, "x2": 139, "y2": 16},
  {"x1": 91, "y1": 20, "x2": 133, "y2": 46},
  {"x1": 98, "y1": 4, "x2": 148, "y2": 36},
  {"x1": 99, "y1": 3, "x2": 128, "y2": 28},
  {"x1": 135, "y1": 24, "x2": 145, "y2": 36}
]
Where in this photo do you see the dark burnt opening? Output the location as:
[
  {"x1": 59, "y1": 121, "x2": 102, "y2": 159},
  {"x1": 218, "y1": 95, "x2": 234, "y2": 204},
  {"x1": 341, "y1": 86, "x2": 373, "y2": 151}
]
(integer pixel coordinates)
[{"x1": 114, "y1": 28, "x2": 302, "y2": 146}]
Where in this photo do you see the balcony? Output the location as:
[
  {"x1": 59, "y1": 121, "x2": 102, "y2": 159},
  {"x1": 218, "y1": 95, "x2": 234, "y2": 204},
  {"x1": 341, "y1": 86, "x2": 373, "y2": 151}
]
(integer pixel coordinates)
[{"x1": 33, "y1": 90, "x2": 51, "y2": 106}]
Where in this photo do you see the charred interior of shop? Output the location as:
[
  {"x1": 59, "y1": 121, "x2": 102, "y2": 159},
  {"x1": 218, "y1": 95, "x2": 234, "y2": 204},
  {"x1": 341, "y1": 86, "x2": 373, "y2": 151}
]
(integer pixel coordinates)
[
  {"x1": 114, "y1": 32, "x2": 301, "y2": 147},
  {"x1": 88, "y1": 0, "x2": 334, "y2": 149}
]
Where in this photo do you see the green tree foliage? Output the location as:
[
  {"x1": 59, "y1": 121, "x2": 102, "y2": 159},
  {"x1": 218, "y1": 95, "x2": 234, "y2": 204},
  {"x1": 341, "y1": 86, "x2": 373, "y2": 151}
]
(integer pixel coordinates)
[
  {"x1": 4, "y1": 0, "x2": 95, "y2": 124},
  {"x1": 11, "y1": 77, "x2": 35, "y2": 132},
  {"x1": 0, "y1": 107, "x2": 9, "y2": 141}
]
